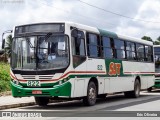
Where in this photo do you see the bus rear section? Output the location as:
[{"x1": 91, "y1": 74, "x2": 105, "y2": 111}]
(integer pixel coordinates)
[{"x1": 148, "y1": 45, "x2": 160, "y2": 91}]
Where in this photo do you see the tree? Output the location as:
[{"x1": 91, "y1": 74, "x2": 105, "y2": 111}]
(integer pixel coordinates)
[
  {"x1": 154, "y1": 41, "x2": 160, "y2": 45},
  {"x1": 153, "y1": 36, "x2": 160, "y2": 45},
  {"x1": 5, "y1": 35, "x2": 12, "y2": 57},
  {"x1": 141, "y1": 36, "x2": 153, "y2": 42}
]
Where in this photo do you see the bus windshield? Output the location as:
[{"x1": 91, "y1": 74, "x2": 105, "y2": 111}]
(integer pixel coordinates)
[
  {"x1": 154, "y1": 47, "x2": 160, "y2": 73},
  {"x1": 11, "y1": 35, "x2": 69, "y2": 70}
]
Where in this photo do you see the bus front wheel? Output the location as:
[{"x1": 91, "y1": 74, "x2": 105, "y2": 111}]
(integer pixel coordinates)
[
  {"x1": 83, "y1": 81, "x2": 97, "y2": 106},
  {"x1": 34, "y1": 97, "x2": 49, "y2": 106}
]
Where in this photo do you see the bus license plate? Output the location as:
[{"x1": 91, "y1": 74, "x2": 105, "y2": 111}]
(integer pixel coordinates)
[
  {"x1": 27, "y1": 81, "x2": 41, "y2": 87},
  {"x1": 32, "y1": 90, "x2": 42, "y2": 94}
]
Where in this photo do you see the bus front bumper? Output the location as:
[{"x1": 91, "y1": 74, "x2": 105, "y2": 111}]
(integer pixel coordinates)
[{"x1": 11, "y1": 81, "x2": 71, "y2": 97}]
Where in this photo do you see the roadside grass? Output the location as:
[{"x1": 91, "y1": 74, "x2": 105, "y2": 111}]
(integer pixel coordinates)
[{"x1": 0, "y1": 62, "x2": 10, "y2": 93}]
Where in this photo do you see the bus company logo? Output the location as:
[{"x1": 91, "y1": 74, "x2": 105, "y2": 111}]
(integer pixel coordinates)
[
  {"x1": 2, "y1": 112, "x2": 11, "y2": 117},
  {"x1": 109, "y1": 62, "x2": 121, "y2": 76}
]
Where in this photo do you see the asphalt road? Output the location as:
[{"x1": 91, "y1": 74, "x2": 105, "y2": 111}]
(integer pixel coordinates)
[{"x1": 2, "y1": 90, "x2": 160, "y2": 120}]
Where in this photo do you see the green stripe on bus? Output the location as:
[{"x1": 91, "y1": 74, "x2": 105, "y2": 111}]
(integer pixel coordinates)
[{"x1": 17, "y1": 73, "x2": 154, "y2": 87}]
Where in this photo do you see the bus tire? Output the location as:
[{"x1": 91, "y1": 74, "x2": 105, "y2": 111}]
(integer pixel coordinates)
[
  {"x1": 34, "y1": 97, "x2": 49, "y2": 106},
  {"x1": 83, "y1": 81, "x2": 97, "y2": 106},
  {"x1": 124, "y1": 79, "x2": 140, "y2": 98}
]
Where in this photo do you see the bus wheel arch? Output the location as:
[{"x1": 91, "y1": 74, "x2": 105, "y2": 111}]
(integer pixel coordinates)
[
  {"x1": 124, "y1": 76, "x2": 141, "y2": 98},
  {"x1": 83, "y1": 77, "x2": 98, "y2": 106}
]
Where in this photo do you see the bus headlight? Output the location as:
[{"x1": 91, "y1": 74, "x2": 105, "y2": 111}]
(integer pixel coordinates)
[{"x1": 13, "y1": 79, "x2": 19, "y2": 85}]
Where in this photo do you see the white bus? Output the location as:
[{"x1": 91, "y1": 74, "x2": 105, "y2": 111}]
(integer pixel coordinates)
[
  {"x1": 8, "y1": 22, "x2": 154, "y2": 106},
  {"x1": 148, "y1": 45, "x2": 160, "y2": 91}
]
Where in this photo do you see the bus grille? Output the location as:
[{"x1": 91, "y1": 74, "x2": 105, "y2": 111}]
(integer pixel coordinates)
[{"x1": 21, "y1": 75, "x2": 54, "y2": 80}]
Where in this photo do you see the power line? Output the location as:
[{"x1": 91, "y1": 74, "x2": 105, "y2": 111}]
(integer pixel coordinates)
[
  {"x1": 77, "y1": 0, "x2": 160, "y2": 23},
  {"x1": 34, "y1": 0, "x2": 160, "y2": 31},
  {"x1": 39, "y1": 1, "x2": 117, "y2": 28}
]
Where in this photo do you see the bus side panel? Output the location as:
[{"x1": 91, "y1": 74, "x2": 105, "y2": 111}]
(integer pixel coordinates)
[
  {"x1": 147, "y1": 76, "x2": 154, "y2": 88},
  {"x1": 104, "y1": 59, "x2": 134, "y2": 93},
  {"x1": 122, "y1": 61, "x2": 155, "y2": 89},
  {"x1": 109, "y1": 77, "x2": 134, "y2": 93},
  {"x1": 71, "y1": 56, "x2": 87, "y2": 97},
  {"x1": 86, "y1": 58, "x2": 107, "y2": 95}
]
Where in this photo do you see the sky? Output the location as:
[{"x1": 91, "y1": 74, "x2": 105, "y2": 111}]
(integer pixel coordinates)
[{"x1": 0, "y1": 0, "x2": 160, "y2": 48}]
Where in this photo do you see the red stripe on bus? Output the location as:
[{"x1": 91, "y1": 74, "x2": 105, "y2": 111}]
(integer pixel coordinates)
[
  {"x1": 14, "y1": 71, "x2": 106, "y2": 82},
  {"x1": 10, "y1": 73, "x2": 17, "y2": 79}
]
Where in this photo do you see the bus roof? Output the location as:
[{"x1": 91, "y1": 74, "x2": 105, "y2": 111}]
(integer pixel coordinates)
[
  {"x1": 14, "y1": 21, "x2": 153, "y2": 46},
  {"x1": 66, "y1": 22, "x2": 153, "y2": 46},
  {"x1": 154, "y1": 45, "x2": 160, "y2": 47}
]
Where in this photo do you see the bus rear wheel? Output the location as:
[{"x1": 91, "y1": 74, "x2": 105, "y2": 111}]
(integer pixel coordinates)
[
  {"x1": 83, "y1": 81, "x2": 97, "y2": 106},
  {"x1": 124, "y1": 79, "x2": 140, "y2": 98},
  {"x1": 35, "y1": 97, "x2": 49, "y2": 106}
]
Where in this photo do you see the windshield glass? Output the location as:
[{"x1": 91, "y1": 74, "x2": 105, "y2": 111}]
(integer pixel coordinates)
[
  {"x1": 37, "y1": 35, "x2": 69, "y2": 70},
  {"x1": 11, "y1": 35, "x2": 69, "y2": 70},
  {"x1": 11, "y1": 37, "x2": 37, "y2": 69},
  {"x1": 154, "y1": 47, "x2": 160, "y2": 73}
]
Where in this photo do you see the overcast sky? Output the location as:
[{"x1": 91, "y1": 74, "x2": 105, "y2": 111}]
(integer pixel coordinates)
[{"x1": 0, "y1": 0, "x2": 160, "y2": 48}]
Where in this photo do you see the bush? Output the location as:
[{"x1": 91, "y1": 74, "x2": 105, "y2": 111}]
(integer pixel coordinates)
[{"x1": 0, "y1": 62, "x2": 10, "y2": 93}]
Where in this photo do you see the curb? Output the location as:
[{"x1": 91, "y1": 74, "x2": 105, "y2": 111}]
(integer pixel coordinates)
[{"x1": 0, "y1": 102, "x2": 36, "y2": 110}]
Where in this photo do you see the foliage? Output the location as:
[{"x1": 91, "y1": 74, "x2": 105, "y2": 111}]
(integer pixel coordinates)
[
  {"x1": 153, "y1": 36, "x2": 160, "y2": 45},
  {"x1": 141, "y1": 36, "x2": 160, "y2": 45},
  {"x1": 141, "y1": 36, "x2": 153, "y2": 42},
  {"x1": 0, "y1": 62, "x2": 10, "y2": 93}
]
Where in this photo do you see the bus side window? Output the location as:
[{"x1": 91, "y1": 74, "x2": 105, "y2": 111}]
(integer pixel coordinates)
[
  {"x1": 126, "y1": 41, "x2": 136, "y2": 60},
  {"x1": 114, "y1": 39, "x2": 125, "y2": 59},
  {"x1": 136, "y1": 43, "x2": 145, "y2": 61},
  {"x1": 71, "y1": 30, "x2": 86, "y2": 68},
  {"x1": 87, "y1": 33, "x2": 100, "y2": 58},
  {"x1": 72, "y1": 37, "x2": 85, "y2": 56},
  {"x1": 145, "y1": 45, "x2": 153, "y2": 62},
  {"x1": 102, "y1": 37, "x2": 113, "y2": 58}
]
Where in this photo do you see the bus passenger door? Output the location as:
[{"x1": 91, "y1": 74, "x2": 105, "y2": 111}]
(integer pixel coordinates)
[{"x1": 71, "y1": 30, "x2": 87, "y2": 97}]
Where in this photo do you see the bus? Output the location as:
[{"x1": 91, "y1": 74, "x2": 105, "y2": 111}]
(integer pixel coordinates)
[
  {"x1": 148, "y1": 45, "x2": 160, "y2": 91},
  {"x1": 7, "y1": 22, "x2": 154, "y2": 106}
]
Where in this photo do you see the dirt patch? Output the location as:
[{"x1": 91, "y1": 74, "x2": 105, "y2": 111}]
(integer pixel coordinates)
[{"x1": 0, "y1": 91, "x2": 12, "y2": 96}]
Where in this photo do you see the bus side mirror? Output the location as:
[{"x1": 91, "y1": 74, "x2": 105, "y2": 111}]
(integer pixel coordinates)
[{"x1": 2, "y1": 39, "x2": 5, "y2": 49}]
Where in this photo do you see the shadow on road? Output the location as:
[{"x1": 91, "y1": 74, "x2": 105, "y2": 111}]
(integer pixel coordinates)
[
  {"x1": 20, "y1": 92, "x2": 160, "y2": 111},
  {"x1": 143, "y1": 89, "x2": 160, "y2": 93}
]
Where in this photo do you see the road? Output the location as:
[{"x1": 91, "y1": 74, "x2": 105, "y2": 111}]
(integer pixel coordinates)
[{"x1": 2, "y1": 90, "x2": 160, "y2": 120}]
